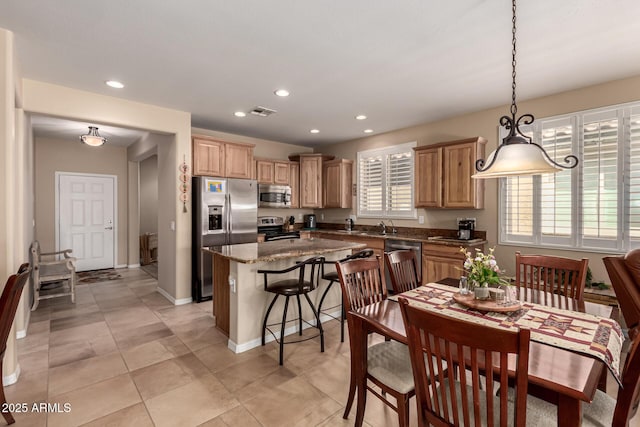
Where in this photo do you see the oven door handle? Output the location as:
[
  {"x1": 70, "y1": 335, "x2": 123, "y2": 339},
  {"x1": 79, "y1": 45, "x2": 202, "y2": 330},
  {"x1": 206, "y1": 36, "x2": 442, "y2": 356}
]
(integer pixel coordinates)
[{"x1": 266, "y1": 234, "x2": 300, "y2": 241}]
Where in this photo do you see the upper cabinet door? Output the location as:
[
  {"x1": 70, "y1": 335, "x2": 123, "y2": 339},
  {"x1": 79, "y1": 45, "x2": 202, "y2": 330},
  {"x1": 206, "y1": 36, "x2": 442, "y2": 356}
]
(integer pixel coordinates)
[
  {"x1": 225, "y1": 143, "x2": 253, "y2": 179},
  {"x1": 414, "y1": 147, "x2": 442, "y2": 208},
  {"x1": 300, "y1": 154, "x2": 323, "y2": 208},
  {"x1": 323, "y1": 159, "x2": 353, "y2": 208},
  {"x1": 274, "y1": 162, "x2": 290, "y2": 185},
  {"x1": 289, "y1": 162, "x2": 300, "y2": 208},
  {"x1": 193, "y1": 137, "x2": 225, "y2": 177},
  {"x1": 256, "y1": 160, "x2": 275, "y2": 184},
  {"x1": 443, "y1": 140, "x2": 484, "y2": 209}
]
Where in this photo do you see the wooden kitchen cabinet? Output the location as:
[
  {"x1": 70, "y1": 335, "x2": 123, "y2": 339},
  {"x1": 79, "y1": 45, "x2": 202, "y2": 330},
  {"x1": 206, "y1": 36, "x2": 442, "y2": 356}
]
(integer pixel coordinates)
[
  {"x1": 414, "y1": 137, "x2": 486, "y2": 209},
  {"x1": 192, "y1": 135, "x2": 254, "y2": 179},
  {"x1": 274, "y1": 162, "x2": 290, "y2": 185},
  {"x1": 193, "y1": 137, "x2": 224, "y2": 177},
  {"x1": 256, "y1": 160, "x2": 275, "y2": 184},
  {"x1": 300, "y1": 154, "x2": 324, "y2": 208},
  {"x1": 414, "y1": 147, "x2": 442, "y2": 208},
  {"x1": 289, "y1": 162, "x2": 300, "y2": 208},
  {"x1": 421, "y1": 241, "x2": 484, "y2": 284},
  {"x1": 323, "y1": 159, "x2": 353, "y2": 208}
]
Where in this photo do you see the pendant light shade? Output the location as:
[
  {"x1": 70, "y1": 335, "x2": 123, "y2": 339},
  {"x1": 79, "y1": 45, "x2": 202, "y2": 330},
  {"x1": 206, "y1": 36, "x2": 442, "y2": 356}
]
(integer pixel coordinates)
[
  {"x1": 473, "y1": 0, "x2": 578, "y2": 179},
  {"x1": 79, "y1": 126, "x2": 107, "y2": 147}
]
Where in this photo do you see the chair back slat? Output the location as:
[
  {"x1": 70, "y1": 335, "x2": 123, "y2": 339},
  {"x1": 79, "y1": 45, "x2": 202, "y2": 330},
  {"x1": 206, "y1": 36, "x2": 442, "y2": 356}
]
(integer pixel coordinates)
[
  {"x1": 0, "y1": 264, "x2": 31, "y2": 358},
  {"x1": 335, "y1": 257, "x2": 386, "y2": 313},
  {"x1": 399, "y1": 297, "x2": 530, "y2": 427},
  {"x1": 385, "y1": 250, "x2": 421, "y2": 293},
  {"x1": 515, "y1": 251, "x2": 588, "y2": 300}
]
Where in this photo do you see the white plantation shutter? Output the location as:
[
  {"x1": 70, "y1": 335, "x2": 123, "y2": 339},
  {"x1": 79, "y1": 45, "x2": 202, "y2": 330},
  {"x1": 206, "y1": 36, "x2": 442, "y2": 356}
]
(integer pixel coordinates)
[
  {"x1": 386, "y1": 151, "x2": 413, "y2": 215},
  {"x1": 357, "y1": 142, "x2": 416, "y2": 218},
  {"x1": 500, "y1": 101, "x2": 640, "y2": 253},
  {"x1": 358, "y1": 154, "x2": 383, "y2": 216},
  {"x1": 540, "y1": 118, "x2": 573, "y2": 246},
  {"x1": 581, "y1": 111, "x2": 619, "y2": 249},
  {"x1": 501, "y1": 175, "x2": 534, "y2": 242},
  {"x1": 627, "y1": 108, "x2": 640, "y2": 247}
]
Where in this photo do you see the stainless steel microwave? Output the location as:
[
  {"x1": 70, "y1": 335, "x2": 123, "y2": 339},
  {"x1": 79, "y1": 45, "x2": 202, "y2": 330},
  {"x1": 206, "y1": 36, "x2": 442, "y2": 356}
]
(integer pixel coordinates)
[{"x1": 258, "y1": 184, "x2": 291, "y2": 208}]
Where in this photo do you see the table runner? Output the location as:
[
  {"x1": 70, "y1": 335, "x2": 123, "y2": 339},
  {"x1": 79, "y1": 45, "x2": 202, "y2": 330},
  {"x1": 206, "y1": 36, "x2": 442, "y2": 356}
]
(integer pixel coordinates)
[{"x1": 393, "y1": 283, "x2": 623, "y2": 383}]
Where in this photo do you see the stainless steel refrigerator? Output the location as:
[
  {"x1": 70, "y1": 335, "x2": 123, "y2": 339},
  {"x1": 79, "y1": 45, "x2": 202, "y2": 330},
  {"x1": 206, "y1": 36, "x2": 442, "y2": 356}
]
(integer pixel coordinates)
[{"x1": 192, "y1": 177, "x2": 258, "y2": 302}]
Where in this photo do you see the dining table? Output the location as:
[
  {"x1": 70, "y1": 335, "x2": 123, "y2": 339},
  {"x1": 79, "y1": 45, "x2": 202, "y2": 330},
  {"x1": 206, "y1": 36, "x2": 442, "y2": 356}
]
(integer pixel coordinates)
[{"x1": 348, "y1": 278, "x2": 622, "y2": 427}]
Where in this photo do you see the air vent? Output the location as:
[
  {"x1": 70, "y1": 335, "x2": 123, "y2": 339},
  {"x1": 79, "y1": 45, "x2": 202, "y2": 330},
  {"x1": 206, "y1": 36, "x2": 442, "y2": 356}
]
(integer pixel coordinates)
[{"x1": 250, "y1": 106, "x2": 277, "y2": 117}]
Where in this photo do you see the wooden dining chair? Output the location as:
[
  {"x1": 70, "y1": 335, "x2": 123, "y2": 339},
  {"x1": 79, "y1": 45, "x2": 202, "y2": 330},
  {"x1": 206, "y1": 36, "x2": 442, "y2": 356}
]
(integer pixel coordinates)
[
  {"x1": 385, "y1": 250, "x2": 421, "y2": 294},
  {"x1": 604, "y1": 251, "x2": 640, "y2": 339},
  {"x1": 398, "y1": 297, "x2": 531, "y2": 427},
  {"x1": 336, "y1": 257, "x2": 415, "y2": 427},
  {"x1": 1, "y1": 263, "x2": 31, "y2": 425},
  {"x1": 515, "y1": 251, "x2": 589, "y2": 301},
  {"x1": 317, "y1": 249, "x2": 375, "y2": 342}
]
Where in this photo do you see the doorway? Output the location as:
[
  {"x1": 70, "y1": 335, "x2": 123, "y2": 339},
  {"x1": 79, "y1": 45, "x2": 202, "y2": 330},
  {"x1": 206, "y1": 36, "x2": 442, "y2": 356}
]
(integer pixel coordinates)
[{"x1": 56, "y1": 172, "x2": 116, "y2": 271}]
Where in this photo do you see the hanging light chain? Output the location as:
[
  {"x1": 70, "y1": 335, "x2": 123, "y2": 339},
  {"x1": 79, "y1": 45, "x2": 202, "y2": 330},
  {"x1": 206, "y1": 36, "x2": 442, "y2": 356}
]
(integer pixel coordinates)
[{"x1": 510, "y1": 0, "x2": 518, "y2": 117}]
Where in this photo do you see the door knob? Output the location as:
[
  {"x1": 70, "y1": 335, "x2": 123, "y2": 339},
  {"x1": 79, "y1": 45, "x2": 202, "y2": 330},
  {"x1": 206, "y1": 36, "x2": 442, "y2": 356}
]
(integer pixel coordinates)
[{"x1": 105, "y1": 226, "x2": 113, "y2": 230}]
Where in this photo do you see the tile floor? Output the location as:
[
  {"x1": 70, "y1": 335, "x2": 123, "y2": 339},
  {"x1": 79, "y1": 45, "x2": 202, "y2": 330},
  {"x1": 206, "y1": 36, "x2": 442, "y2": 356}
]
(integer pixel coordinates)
[{"x1": 5, "y1": 267, "x2": 636, "y2": 426}]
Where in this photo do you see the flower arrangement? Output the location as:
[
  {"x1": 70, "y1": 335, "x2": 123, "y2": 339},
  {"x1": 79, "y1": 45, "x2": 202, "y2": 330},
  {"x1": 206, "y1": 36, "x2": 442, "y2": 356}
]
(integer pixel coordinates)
[{"x1": 460, "y1": 247, "x2": 508, "y2": 289}]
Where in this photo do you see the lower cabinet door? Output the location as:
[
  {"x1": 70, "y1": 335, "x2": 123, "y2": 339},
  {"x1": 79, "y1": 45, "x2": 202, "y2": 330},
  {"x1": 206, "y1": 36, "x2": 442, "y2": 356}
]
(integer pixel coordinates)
[{"x1": 422, "y1": 255, "x2": 462, "y2": 284}]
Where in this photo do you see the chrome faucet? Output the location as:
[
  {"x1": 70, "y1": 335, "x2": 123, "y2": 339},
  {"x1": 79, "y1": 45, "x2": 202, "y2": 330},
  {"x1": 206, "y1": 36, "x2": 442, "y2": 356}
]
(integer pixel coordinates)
[
  {"x1": 379, "y1": 221, "x2": 387, "y2": 235},
  {"x1": 388, "y1": 219, "x2": 397, "y2": 234}
]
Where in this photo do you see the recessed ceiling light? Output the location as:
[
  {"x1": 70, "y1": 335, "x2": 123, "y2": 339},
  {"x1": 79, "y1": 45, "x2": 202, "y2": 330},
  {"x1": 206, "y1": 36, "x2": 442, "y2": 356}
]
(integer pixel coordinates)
[
  {"x1": 310, "y1": 129, "x2": 320, "y2": 134},
  {"x1": 364, "y1": 129, "x2": 373, "y2": 133},
  {"x1": 234, "y1": 111, "x2": 247, "y2": 117},
  {"x1": 355, "y1": 115, "x2": 367, "y2": 120},
  {"x1": 274, "y1": 89, "x2": 290, "y2": 97},
  {"x1": 105, "y1": 80, "x2": 124, "y2": 89}
]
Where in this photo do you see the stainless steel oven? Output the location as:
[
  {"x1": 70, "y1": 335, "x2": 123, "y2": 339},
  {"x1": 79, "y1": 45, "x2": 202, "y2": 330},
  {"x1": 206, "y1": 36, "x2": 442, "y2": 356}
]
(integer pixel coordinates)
[{"x1": 258, "y1": 184, "x2": 291, "y2": 208}]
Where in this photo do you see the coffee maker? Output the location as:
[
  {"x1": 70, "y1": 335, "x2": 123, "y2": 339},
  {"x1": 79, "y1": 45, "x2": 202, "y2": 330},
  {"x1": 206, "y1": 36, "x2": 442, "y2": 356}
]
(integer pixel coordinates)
[
  {"x1": 304, "y1": 214, "x2": 317, "y2": 229},
  {"x1": 457, "y1": 218, "x2": 475, "y2": 240}
]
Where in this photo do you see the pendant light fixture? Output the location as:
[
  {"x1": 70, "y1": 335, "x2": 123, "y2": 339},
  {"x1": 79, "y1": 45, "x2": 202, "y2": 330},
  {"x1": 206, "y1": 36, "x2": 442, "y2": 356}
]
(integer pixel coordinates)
[
  {"x1": 472, "y1": 0, "x2": 578, "y2": 179},
  {"x1": 79, "y1": 126, "x2": 107, "y2": 147}
]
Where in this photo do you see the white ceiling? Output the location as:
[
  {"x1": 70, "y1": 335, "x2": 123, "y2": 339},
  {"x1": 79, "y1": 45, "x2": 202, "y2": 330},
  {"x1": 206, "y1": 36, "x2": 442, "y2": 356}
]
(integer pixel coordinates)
[{"x1": 3, "y1": 1, "x2": 640, "y2": 147}]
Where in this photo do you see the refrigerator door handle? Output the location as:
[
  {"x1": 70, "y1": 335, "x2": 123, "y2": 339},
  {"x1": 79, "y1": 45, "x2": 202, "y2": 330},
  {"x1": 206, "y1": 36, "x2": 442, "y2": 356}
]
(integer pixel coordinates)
[{"x1": 226, "y1": 193, "x2": 232, "y2": 244}]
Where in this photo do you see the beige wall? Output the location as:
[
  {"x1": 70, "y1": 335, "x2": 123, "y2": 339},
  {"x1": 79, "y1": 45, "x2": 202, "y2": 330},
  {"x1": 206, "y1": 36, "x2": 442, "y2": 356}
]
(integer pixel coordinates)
[
  {"x1": 139, "y1": 155, "x2": 158, "y2": 235},
  {"x1": 320, "y1": 74, "x2": 640, "y2": 282},
  {"x1": 34, "y1": 136, "x2": 129, "y2": 265},
  {"x1": 23, "y1": 79, "x2": 192, "y2": 301}
]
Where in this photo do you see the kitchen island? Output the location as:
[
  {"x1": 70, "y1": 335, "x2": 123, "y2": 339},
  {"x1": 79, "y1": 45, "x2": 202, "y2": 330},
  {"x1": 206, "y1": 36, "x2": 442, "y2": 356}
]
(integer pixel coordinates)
[{"x1": 203, "y1": 238, "x2": 366, "y2": 353}]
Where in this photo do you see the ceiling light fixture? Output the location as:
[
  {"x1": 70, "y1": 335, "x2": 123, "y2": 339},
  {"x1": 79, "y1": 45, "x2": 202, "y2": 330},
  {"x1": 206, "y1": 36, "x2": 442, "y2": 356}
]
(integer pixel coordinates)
[
  {"x1": 274, "y1": 89, "x2": 290, "y2": 97},
  {"x1": 310, "y1": 129, "x2": 320, "y2": 134},
  {"x1": 355, "y1": 115, "x2": 367, "y2": 120},
  {"x1": 364, "y1": 129, "x2": 373, "y2": 134},
  {"x1": 79, "y1": 126, "x2": 107, "y2": 147},
  {"x1": 105, "y1": 80, "x2": 124, "y2": 89},
  {"x1": 473, "y1": 0, "x2": 578, "y2": 179},
  {"x1": 234, "y1": 111, "x2": 247, "y2": 117}
]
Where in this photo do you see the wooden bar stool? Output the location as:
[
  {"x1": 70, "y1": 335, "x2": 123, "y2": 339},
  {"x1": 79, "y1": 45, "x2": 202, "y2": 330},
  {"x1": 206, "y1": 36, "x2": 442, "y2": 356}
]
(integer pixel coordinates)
[{"x1": 259, "y1": 256, "x2": 325, "y2": 365}]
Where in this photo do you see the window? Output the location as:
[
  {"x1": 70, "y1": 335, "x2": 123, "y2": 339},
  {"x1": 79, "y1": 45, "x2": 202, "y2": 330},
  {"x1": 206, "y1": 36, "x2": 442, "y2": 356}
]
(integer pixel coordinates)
[
  {"x1": 357, "y1": 142, "x2": 416, "y2": 218},
  {"x1": 500, "y1": 101, "x2": 640, "y2": 252}
]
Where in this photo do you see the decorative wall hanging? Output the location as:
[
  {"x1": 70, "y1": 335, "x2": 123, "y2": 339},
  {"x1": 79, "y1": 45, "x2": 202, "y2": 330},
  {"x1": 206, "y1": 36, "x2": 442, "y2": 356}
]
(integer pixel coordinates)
[{"x1": 179, "y1": 156, "x2": 190, "y2": 212}]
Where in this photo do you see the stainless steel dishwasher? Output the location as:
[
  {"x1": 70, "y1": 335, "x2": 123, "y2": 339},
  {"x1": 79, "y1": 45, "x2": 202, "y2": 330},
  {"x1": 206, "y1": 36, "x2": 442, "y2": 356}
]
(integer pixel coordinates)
[{"x1": 384, "y1": 239, "x2": 422, "y2": 293}]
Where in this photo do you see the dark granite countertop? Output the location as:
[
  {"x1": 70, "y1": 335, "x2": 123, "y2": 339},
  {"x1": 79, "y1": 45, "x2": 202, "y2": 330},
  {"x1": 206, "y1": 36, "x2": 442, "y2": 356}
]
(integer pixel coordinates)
[{"x1": 312, "y1": 229, "x2": 486, "y2": 247}]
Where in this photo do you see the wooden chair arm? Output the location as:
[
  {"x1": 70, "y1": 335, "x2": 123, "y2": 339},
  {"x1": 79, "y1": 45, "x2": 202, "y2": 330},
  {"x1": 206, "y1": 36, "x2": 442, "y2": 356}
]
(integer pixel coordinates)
[{"x1": 41, "y1": 249, "x2": 74, "y2": 258}]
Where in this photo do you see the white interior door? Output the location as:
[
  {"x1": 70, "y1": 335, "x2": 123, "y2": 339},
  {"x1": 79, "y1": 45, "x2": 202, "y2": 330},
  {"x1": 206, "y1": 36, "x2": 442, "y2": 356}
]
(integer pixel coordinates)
[{"x1": 58, "y1": 173, "x2": 115, "y2": 271}]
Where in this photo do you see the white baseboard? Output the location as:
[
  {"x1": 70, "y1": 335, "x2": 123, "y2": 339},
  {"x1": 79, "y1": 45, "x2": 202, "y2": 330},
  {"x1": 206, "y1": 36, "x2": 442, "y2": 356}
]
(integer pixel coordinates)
[
  {"x1": 115, "y1": 263, "x2": 127, "y2": 269},
  {"x1": 156, "y1": 286, "x2": 192, "y2": 306},
  {"x1": 227, "y1": 309, "x2": 341, "y2": 354},
  {"x1": 16, "y1": 309, "x2": 31, "y2": 339},
  {"x1": 128, "y1": 263, "x2": 141, "y2": 268},
  {"x1": 2, "y1": 364, "x2": 20, "y2": 386}
]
